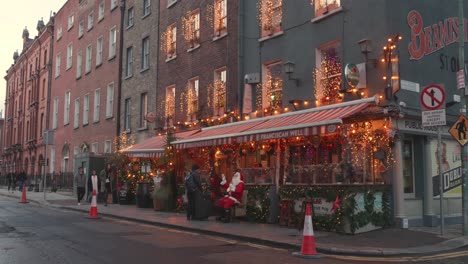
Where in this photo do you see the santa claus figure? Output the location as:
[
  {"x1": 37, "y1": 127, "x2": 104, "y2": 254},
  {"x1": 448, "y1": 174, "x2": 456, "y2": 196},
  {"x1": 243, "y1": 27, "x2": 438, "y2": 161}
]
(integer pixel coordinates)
[{"x1": 217, "y1": 169, "x2": 245, "y2": 223}]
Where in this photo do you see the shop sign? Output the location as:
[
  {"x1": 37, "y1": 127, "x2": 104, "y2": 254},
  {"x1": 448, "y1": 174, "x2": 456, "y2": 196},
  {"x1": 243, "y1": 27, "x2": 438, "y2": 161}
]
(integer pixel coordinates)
[
  {"x1": 311, "y1": 198, "x2": 334, "y2": 216},
  {"x1": 344, "y1": 64, "x2": 360, "y2": 87},
  {"x1": 433, "y1": 167, "x2": 462, "y2": 197},
  {"x1": 397, "y1": 119, "x2": 450, "y2": 135},
  {"x1": 255, "y1": 128, "x2": 307, "y2": 141}
]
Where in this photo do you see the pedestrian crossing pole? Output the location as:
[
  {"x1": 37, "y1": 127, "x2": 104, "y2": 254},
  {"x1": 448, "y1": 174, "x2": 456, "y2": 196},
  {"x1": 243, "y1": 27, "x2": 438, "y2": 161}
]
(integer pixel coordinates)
[{"x1": 458, "y1": 0, "x2": 468, "y2": 236}]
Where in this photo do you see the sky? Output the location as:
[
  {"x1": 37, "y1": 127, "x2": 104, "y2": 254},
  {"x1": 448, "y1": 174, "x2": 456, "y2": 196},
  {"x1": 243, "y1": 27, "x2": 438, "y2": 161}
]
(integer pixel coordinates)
[{"x1": 0, "y1": 0, "x2": 66, "y2": 117}]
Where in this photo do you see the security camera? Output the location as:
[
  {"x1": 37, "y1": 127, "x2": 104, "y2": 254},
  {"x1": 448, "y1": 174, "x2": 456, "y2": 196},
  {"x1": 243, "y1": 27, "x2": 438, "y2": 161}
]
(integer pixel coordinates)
[{"x1": 399, "y1": 101, "x2": 407, "y2": 108}]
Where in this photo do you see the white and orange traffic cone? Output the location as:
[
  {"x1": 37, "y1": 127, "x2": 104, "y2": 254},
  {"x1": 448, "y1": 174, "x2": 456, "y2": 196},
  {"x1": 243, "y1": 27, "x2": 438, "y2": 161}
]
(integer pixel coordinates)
[
  {"x1": 19, "y1": 183, "x2": 29, "y2": 203},
  {"x1": 87, "y1": 190, "x2": 100, "y2": 219},
  {"x1": 293, "y1": 204, "x2": 321, "y2": 258}
]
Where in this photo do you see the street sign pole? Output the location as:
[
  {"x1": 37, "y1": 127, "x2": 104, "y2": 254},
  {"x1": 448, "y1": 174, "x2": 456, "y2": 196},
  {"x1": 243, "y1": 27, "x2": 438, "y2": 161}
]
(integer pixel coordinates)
[
  {"x1": 438, "y1": 126, "x2": 444, "y2": 236},
  {"x1": 458, "y1": 0, "x2": 468, "y2": 236}
]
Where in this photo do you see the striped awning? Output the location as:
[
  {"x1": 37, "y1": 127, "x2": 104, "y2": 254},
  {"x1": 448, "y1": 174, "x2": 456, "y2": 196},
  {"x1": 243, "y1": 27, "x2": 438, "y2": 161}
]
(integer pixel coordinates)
[
  {"x1": 172, "y1": 97, "x2": 377, "y2": 149},
  {"x1": 173, "y1": 120, "x2": 266, "y2": 149},
  {"x1": 122, "y1": 130, "x2": 199, "y2": 158},
  {"x1": 235, "y1": 99, "x2": 374, "y2": 142}
]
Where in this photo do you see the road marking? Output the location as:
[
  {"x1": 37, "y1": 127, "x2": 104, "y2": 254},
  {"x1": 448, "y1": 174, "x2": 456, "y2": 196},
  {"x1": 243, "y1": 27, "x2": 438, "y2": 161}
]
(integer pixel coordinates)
[{"x1": 327, "y1": 249, "x2": 468, "y2": 262}]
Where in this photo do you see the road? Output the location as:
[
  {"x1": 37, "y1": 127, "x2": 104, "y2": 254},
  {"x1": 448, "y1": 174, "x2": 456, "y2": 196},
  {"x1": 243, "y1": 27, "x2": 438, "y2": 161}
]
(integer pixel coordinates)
[{"x1": 1, "y1": 197, "x2": 468, "y2": 264}]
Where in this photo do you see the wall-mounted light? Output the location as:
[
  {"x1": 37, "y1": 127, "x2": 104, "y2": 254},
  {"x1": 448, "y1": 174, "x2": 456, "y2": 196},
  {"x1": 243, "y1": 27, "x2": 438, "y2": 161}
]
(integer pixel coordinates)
[
  {"x1": 283, "y1": 61, "x2": 300, "y2": 86},
  {"x1": 358, "y1": 38, "x2": 377, "y2": 68}
]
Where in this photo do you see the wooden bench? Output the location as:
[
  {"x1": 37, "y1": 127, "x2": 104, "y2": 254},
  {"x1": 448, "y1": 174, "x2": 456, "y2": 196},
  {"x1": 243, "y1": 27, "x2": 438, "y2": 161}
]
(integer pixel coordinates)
[{"x1": 232, "y1": 190, "x2": 248, "y2": 218}]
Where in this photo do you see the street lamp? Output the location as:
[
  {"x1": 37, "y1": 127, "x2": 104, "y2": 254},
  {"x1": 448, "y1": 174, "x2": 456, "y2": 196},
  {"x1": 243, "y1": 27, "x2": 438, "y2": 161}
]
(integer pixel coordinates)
[{"x1": 283, "y1": 61, "x2": 300, "y2": 86}]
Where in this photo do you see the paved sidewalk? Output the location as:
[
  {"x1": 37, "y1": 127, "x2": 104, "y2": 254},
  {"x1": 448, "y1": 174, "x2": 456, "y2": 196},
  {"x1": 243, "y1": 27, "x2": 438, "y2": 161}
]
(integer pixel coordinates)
[{"x1": 1, "y1": 187, "x2": 468, "y2": 256}]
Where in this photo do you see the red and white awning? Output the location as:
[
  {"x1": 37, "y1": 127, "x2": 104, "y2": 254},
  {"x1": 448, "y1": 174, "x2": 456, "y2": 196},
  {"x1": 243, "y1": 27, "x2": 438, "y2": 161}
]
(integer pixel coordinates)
[
  {"x1": 122, "y1": 130, "x2": 198, "y2": 157},
  {"x1": 172, "y1": 97, "x2": 377, "y2": 149}
]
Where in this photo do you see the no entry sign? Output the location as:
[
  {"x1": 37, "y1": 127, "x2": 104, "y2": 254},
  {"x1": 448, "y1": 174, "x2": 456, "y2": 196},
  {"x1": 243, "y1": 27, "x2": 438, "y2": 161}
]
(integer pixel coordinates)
[{"x1": 420, "y1": 84, "x2": 445, "y2": 111}]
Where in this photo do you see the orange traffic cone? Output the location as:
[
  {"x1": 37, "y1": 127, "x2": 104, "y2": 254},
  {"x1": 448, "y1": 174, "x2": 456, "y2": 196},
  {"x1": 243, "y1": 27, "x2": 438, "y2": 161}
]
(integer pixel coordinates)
[
  {"x1": 19, "y1": 183, "x2": 29, "y2": 203},
  {"x1": 87, "y1": 190, "x2": 100, "y2": 219},
  {"x1": 293, "y1": 204, "x2": 321, "y2": 258}
]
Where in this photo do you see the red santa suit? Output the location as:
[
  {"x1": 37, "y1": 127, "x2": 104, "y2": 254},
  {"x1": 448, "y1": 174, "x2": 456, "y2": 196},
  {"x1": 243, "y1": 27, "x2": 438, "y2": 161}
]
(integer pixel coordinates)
[{"x1": 218, "y1": 172, "x2": 245, "y2": 209}]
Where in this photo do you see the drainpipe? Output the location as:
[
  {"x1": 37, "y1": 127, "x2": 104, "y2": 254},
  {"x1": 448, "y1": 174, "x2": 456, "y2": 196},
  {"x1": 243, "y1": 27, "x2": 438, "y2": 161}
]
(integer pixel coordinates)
[
  {"x1": 155, "y1": 0, "x2": 161, "y2": 129},
  {"x1": 116, "y1": 0, "x2": 126, "y2": 149},
  {"x1": 237, "y1": 0, "x2": 244, "y2": 116}
]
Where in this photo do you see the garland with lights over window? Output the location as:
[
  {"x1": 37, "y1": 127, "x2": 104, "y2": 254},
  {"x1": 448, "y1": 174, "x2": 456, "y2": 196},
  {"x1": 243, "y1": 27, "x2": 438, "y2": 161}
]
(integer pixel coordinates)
[{"x1": 313, "y1": 48, "x2": 343, "y2": 105}]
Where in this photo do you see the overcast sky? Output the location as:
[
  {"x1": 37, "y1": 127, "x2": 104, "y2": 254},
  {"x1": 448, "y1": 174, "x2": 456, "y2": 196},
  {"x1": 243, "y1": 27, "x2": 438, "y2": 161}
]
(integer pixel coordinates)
[{"x1": 0, "y1": 0, "x2": 66, "y2": 118}]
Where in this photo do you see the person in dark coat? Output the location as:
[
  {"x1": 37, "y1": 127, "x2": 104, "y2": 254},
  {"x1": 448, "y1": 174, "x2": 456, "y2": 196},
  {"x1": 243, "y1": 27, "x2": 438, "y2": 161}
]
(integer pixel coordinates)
[{"x1": 185, "y1": 164, "x2": 202, "y2": 220}]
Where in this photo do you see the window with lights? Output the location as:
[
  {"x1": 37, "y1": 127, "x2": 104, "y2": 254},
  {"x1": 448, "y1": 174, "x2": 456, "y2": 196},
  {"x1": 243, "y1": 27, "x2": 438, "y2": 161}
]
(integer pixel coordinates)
[
  {"x1": 314, "y1": 42, "x2": 343, "y2": 105},
  {"x1": 214, "y1": 0, "x2": 227, "y2": 36},
  {"x1": 259, "y1": 0, "x2": 282, "y2": 37},
  {"x1": 213, "y1": 68, "x2": 226, "y2": 116},
  {"x1": 165, "y1": 86, "x2": 176, "y2": 121},
  {"x1": 165, "y1": 24, "x2": 177, "y2": 59},
  {"x1": 260, "y1": 61, "x2": 283, "y2": 115},
  {"x1": 186, "y1": 78, "x2": 199, "y2": 121},
  {"x1": 314, "y1": 0, "x2": 341, "y2": 17}
]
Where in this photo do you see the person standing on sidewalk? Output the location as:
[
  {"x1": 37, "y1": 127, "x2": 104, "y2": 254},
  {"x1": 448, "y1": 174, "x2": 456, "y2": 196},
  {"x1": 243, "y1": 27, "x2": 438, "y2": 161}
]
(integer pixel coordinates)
[
  {"x1": 185, "y1": 164, "x2": 202, "y2": 220},
  {"x1": 87, "y1": 169, "x2": 101, "y2": 203},
  {"x1": 74, "y1": 167, "x2": 86, "y2": 205},
  {"x1": 100, "y1": 164, "x2": 112, "y2": 206},
  {"x1": 7, "y1": 172, "x2": 13, "y2": 193}
]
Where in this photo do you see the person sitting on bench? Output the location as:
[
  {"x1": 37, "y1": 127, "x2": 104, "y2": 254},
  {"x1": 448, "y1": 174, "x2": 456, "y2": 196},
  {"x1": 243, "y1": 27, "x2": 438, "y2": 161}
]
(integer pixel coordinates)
[{"x1": 216, "y1": 169, "x2": 245, "y2": 223}]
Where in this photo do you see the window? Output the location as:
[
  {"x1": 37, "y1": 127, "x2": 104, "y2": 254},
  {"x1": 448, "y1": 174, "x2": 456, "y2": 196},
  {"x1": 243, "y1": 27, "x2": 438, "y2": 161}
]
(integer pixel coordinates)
[
  {"x1": 104, "y1": 140, "x2": 112, "y2": 153},
  {"x1": 106, "y1": 83, "x2": 114, "y2": 118},
  {"x1": 55, "y1": 53, "x2": 61, "y2": 77},
  {"x1": 125, "y1": 46, "x2": 133, "y2": 77},
  {"x1": 185, "y1": 10, "x2": 200, "y2": 48},
  {"x1": 314, "y1": 42, "x2": 342, "y2": 105},
  {"x1": 139, "y1": 93, "x2": 147, "y2": 128},
  {"x1": 67, "y1": 43, "x2": 73, "y2": 69},
  {"x1": 57, "y1": 26, "x2": 63, "y2": 40},
  {"x1": 50, "y1": 147, "x2": 55, "y2": 174},
  {"x1": 109, "y1": 27, "x2": 117, "y2": 59},
  {"x1": 314, "y1": 0, "x2": 341, "y2": 17},
  {"x1": 94, "y1": 89, "x2": 101, "y2": 122},
  {"x1": 403, "y1": 139, "x2": 415, "y2": 196},
  {"x1": 88, "y1": 12, "x2": 94, "y2": 30},
  {"x1": 165, "y1": 86, "x2": 175, "y2": 119},
  {"x1": 124, "y1": 98, "x2": 131, "y2": 131},
  {"x1": 96, "y1": 36, "x2": 103, "y2": 65},
  {"x1": 187, "y1": 78, "x2": 199, "y2": 120},
  {"x1": 68, "y1": 15, "x2": 74, "y2": 30},
  {"x1": 111, "y1": 0, "x2": 118, "y2": 10},
  {"x1": 91, "y1": 142, "x2": 98, "y2": 153},
  {"x1": 74, "y1": 98, "x2": 80, "y2": 128},
  {"x1": 52, "y1": 97, "x2": 58, "y2": 129},
  {"x1": 143, "y1": 0, "x2": 151, "y2": 16},
  {"x1": 261, "y1": 61, "x2": 283, "y2": 113},
  {"x1": 166, "y1": 24, "x2": 177, "y2": 59},
  {"x1": 74, "y1": 146, "x2": 79, "y2": 156},
  {"x1": 99, "y1": 2, "x2": 105, "y2": 21},
  {"x1": 76, "y1": 51, "x2": 82, "y2": 78},
  {"x1": 259, "y1": 0, "x2": 282, "y2": 37},
  {"x1": 64, "y1": 91, "x2": 71, "y2": 125},
  {"x1": 83, "y1": 94, "x2": 89, "y2": 125},
  {"x1": 85, "y1": 45, "x2": 92, "y2": 73},
  {"x1": 214, "y1": 0, "x2": 227, "y2": 36},
  {"x1": 78, "y1": 20, "x2": 84, "y2": 38},
  {"x1": 127, "y1": 7, "x2": 134, "y2": 28},
  {"x1": 213, "y1": 68, "x2": 226, "y2": 115},
  {"x1": 141, "y1": 37, "x2": 150, "y2": 70}
]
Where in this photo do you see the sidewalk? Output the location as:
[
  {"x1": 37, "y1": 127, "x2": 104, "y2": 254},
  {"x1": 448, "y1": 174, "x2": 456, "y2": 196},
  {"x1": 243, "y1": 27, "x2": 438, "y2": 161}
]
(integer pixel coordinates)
[{"x1": 1, "y1": 187, "x2": 468, "y2": 256}]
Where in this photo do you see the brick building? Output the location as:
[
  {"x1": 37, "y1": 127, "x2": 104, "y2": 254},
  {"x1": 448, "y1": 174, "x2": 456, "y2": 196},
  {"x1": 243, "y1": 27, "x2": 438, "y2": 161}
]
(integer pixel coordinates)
[
  {"x1": 3, "y1": 20, "x2": 53, "y2": 182},
  {"x1": 156, "y1": 0, "x2": 239, "y2": 130},
  {"x1": 50, "y1": 0, "x2": 122, "y2": 175},
  {"x1": 120, "y1": 0, "x2": 159, "y2": 144}
]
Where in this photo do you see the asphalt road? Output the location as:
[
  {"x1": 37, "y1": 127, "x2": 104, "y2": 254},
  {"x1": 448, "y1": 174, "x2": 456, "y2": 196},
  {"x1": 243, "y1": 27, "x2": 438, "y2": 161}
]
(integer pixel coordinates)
[{"x1": 1, "y1": 197, "x2": 468, "y2": 264}]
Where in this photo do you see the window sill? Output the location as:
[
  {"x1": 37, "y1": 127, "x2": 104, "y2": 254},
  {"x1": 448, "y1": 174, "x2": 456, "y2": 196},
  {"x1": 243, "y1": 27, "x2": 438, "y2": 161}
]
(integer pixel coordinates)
[
  {"x1": 87, "y1": 26, "x2": 93, "y2": 32},
  {"x1": 85, "y1": 70, "x2": 91, "y2": 75},
  {"x1": 105, "y1": 115, "x2": 113, "y2": 120},
  {"x1": 126, "y1": 24, "x2": 134, "y2": 30},
  {"x1": 167, "y1": 1, "x2": 177, "y2": 8},
  {"x1": 78, "y1": 34, "x2": 83, "y2": 39},
  {"x1": 141, "y1": 13, "x2": 151, "y2": 20},
  {"x1": 258, "y1": 31, "x2": 284, "y2": 42},
  {"x1": 108, "y1": 55, "x2": 116, "y2": 62},
  {"x1": 137, "y1": 127, "x2": 148, "y2": 132},
  {"x1": 74, "y1": 126, "x2": 79, "y2": 130},
  {"x1": 212, "y1": 32, "x2": 228, "y2": 42},
  {"x1": 140, "y1": 67, "x2": 149, "y2": 73},
  {"x1": 95, "y1": 62, "x2": 102, "y2": 69},
  {"x1": 66, "y1": 66, "x2": 72, "y2": 71},
  {"x1": 83, "y1": 123, "x2": 89, "y2": 127},
  {"x1": 98, "y1": 17, "x2": 104, "y2": 23},
  {"x1": 124, "y1": 74, "x2": 133, "y2": 80},
  {"x1": 76, "y1": 75, "x2": 82, "y2": 80},
  {"x1": 111, "y1": 6, "x2": 118, "y2": 12},
  {"x1": 165, "y1": 56, "x2": 177, "y2": 63},
  {"x1": 67, "y1": 25, "x2": 74, "y2": 32},
  {"x1": 187, "y1": 45, "x2": 200, "y2": 53},
  {"x1": 93, "y1": 120, "x2": 100, "y2": 124},
  {"x1": 311, "y1": 7, "x2": 344, "y2": 23}
]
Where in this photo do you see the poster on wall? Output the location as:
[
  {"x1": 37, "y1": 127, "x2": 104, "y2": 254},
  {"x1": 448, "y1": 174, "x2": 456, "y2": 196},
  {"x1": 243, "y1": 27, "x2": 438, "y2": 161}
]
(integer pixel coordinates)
[{"x1": 432, "y1": 139, "x2": 462, "y2": 197}]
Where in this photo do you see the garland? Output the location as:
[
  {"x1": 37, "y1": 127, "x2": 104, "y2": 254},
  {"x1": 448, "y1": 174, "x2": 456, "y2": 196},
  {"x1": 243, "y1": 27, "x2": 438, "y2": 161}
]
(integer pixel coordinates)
[
  {"x1": 245, "y1": 185, "x2": 271, "y2": 223},
  {"x1": 279, "y1": 185, "x2": 392, "y2": 233}
]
